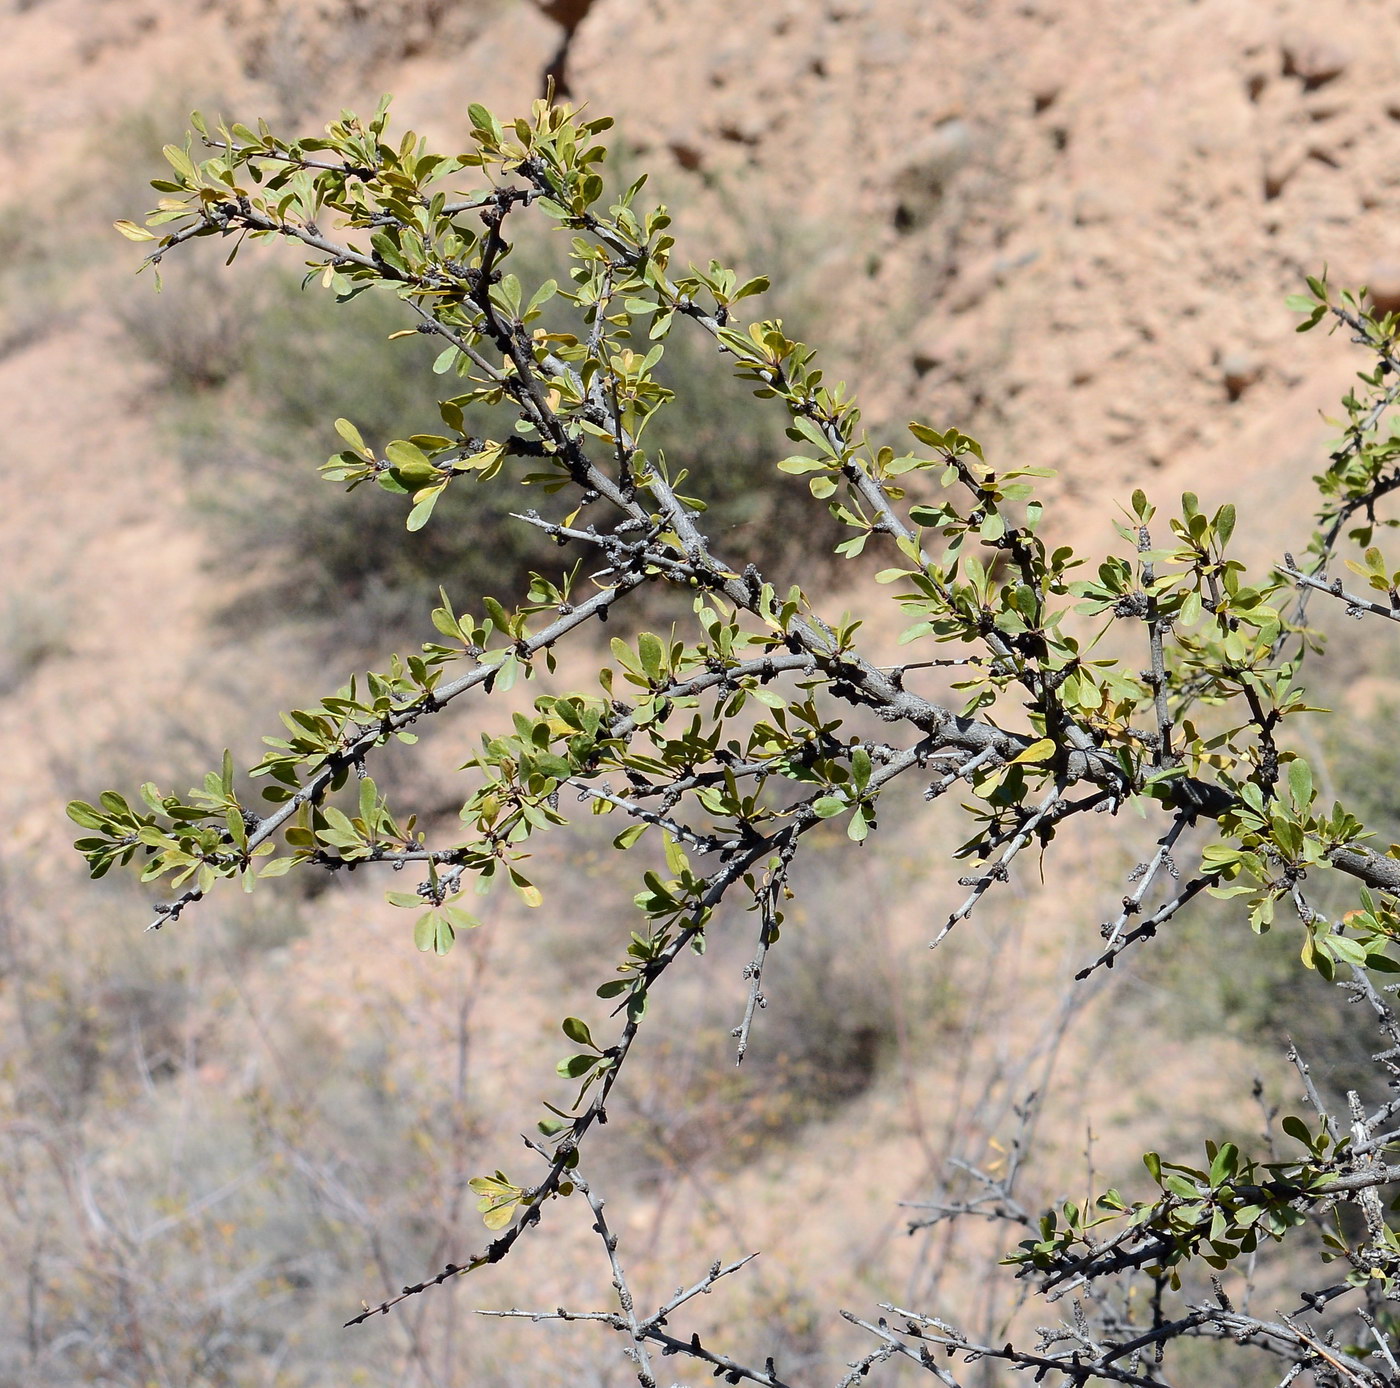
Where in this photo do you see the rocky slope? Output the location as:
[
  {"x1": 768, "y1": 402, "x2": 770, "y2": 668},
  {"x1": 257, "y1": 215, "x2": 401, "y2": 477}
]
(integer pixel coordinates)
[{"x1": 1, "y1": 1, "x2": 1397, "y2": 1384}]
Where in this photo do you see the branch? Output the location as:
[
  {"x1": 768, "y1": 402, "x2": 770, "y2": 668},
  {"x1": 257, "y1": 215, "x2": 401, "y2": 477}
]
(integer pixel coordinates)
[
  {"x1": 1095, "y1": 811, "x2": 1191, "y2": 959},
  {"x1": 933, "y1": 785, "x2": 1078, "y2": 947},
  {"x1": 148, "y1": 574, "x2": 644, "y2": 929},
  {"x1": 1277, "y1": 559, "x2": 1400, "y2": 625},
  {"x1": 1075, "y1": 876, "x2": 1212, "y2": 979}
]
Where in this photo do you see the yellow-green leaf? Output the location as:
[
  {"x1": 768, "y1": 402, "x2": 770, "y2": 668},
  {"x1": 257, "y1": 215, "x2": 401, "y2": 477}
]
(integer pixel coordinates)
[{"x1": 1012, "y1": 738, "x2": 1056, "y2": 765}]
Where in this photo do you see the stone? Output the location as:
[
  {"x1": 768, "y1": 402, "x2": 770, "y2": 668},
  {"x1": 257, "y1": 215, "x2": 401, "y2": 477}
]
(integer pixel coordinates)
[
  {"x1": 1366, "y1": 262, "x2": 1400, "y2": 317},
  {"x1": 1281, "y1": 34, "x2": 1350, "y2": 91},
  {"x1": 890, "y1": 119, "x2": 973, "y2": 233},
  {"x1": 1218, "y1": 350, "x2": 1263, "y2": 401}
]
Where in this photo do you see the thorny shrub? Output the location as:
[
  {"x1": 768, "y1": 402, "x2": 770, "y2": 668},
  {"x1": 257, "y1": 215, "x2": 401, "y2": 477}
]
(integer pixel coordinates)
[{"x1": 70, "y1": 90, "x2": 1400, "y2": 1385}]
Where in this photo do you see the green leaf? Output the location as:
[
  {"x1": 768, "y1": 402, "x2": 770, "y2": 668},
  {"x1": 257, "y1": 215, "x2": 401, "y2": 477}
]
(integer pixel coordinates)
[
  {"x1": 1208, "y1": 1141, "x2": 1238, "y2": 1186},
  {"x1": 407, "y1": 485, "x2": 445, "y2": 532},
  {"x1": 637, "y1": 632, "x2": 665, "y2": 682},
  {"x1": 788, "y1": 415, "x2": 838, "y2": 456},
  {"x1": 335, "y1": 417, "x2": 368, "y2": 454},
  {"x1": 414, "y1": 911, "x2": 455, "y2": 953},
  {"x1": 480, "y1": 1197, "x2": 516, "y2": 1230},
  {"x1": 556, "y1": 1052, "x2": 601, "y2": 1079},
  {"x1": 1215, "y1": 503, "x2": 1236, "y2": 547},
  {"x1": 114, "y1": 219, "x2": 157, "y2": 242},
  {"x1": 161, "y1": 143, "x2": 198, "y2": 181},
  {"x1": 1326, "y1": 934, "x2": 1367, "y2": 967},
  {"x1": 66, "y1": 801, "x2": 104, "y2": 830},
  {"x1": 387, "y1": 439, "x2": 437, "y2": 479},
  {"x1": 1287, "y1": 758, "x2": 1313, "y2": 811},
  {"x1": 847, "y1": 805, "x2": 870, "y2": 842},
  {"x1": 561, "y1": 1017, "x2": 598, "y2": 1049},
  {"x1": 321, "y1": 806, "x2": 360, "y2": 845},
  {"x1": 776, "y1": 455, "x2": 829, "y2": 475}
]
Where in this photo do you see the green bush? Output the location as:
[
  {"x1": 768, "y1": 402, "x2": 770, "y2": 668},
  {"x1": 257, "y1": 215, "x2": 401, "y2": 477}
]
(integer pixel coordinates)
[
  {"x1": 125, "y1": 251, "x2": 837, "y2": 645},
  {"x1": 81, "y1": 94, "x2": 1400, "y2": 1386}
]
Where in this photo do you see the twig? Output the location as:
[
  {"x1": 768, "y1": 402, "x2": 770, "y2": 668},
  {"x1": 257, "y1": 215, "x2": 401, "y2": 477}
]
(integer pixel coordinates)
[
  {"x1": 1276, "y1": 560, "x2": 1400, "y2": 625},
  {"x1": 1096, "y1": 811, "x2": 1190, "y2": 959},
  {"x1": 571, "y1": 1168, "x2": 657, "y2": 1386},
  {"x1": 1075, "y1": 876, "x2": 1211, "y2": 979},
  {"x1": 933, "y1": 785, "x2": 1069, "y2": 947},
  {"x1": 732, "y1": 835, "x2": 796, "y2": 1064}
]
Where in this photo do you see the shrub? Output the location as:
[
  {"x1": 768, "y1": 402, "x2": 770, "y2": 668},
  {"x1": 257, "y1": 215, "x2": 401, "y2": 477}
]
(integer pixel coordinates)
[
  {"x1": 75, "y1": 93, "x2": 1400, "y2": 1385},
  {"x1": 126, "y1": 244, "x2": 834, "y2": 646}
]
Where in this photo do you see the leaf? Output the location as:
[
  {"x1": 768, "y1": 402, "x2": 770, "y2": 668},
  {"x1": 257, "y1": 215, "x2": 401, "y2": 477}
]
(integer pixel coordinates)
[
  {"x1": 66, "y1": 801, "x2": 104, "y2": 829},
  {"x1": 321, "y1": 806, "x2": 360, "y2": 845},
  {"x1": 1012, "y1": 738, "x2": 1056, "y2": 766},
  {"x1": 1287, "y1": 758, "x2": 1313, "y2": 811},
  {"x1": 1215, "y1": 503, "x2": 1236, "y2": 547},
  {"x1": 556, "y1": 1052, "x2": 601, "y2": 1079},
  {"x1": 908, "y1": 422, "x2": 947, "y2": 449},
  {"x1": 161, "y1": 144, "x2": 198, "y2": 180},
  {"x1": 561, "y1": 1016, "x2": 597, "y2": 1049},
  {"x1": 637, "y1": 632, "x2": 665, "y2": 682},
  {"x1": 788, "y1": 415, "x2": 837, "y2": 456},
  {"x1": 481, "y1": 1198, "x2": 516, "y2": 1230},
  {"x1": 812, "y1": 796, "x2": 846, "y2": 819},
  {"x1": 1208, "y1": 1141, "x2": 1238, "y2": 1186},
  {"x1": 387, "y1": 438, "x2": 437, "y2": 477},
  {"x1": 414, "y1": 912, "x2": 454, "y2": 954},
  {"x1": 114, "y1": 219, "x2": 157, "y2": 242},
  {"x1": 335, "y1": 417, "x2": 368, "y2": 454},
  {"x1": 847, "y1": 805, "x2": 870, "y2": 842},
  {"x1": 407, "y1": 485, "x2": 445, "y2": 532},
  {"x1": 1326, "y1": 934, "x2": 1367, "y2": 967}
]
